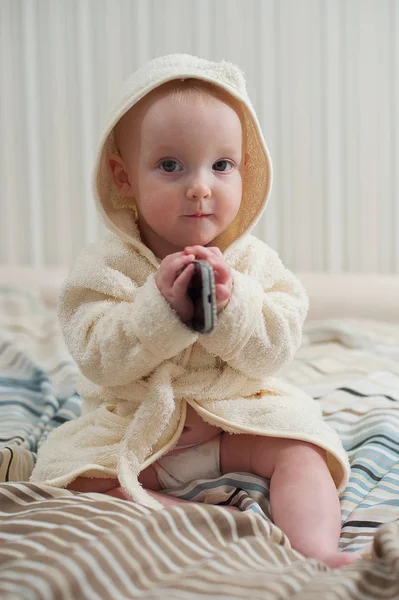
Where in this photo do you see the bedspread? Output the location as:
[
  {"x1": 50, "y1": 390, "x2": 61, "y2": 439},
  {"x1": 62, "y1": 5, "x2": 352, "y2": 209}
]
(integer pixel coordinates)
[
  {"x1": 1, "y1": 284, "x2": 399, "y2": 598},
  {"x1": 1, "y1": 481, "x2": 399, "y2": 599}
]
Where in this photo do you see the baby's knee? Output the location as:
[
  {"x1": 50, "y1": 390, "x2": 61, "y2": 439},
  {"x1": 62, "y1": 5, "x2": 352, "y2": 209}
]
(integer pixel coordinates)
[
  {"x1": 221, "y1": 434, "x2": 327, "y2": 479},
  {"x1": 271, "y1": 437, "x2": 326, "y2": 457}
]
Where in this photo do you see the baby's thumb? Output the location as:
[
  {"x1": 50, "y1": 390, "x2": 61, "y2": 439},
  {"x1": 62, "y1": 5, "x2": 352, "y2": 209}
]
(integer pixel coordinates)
[{"x1": 174, "y1": 262, "x2": 194, "y2": 294}]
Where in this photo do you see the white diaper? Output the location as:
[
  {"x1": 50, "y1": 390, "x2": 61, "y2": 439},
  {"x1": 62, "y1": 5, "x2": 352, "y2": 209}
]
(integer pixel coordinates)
[{"x1": 153, "y1": 435, "x2": 222, "y2": 490}]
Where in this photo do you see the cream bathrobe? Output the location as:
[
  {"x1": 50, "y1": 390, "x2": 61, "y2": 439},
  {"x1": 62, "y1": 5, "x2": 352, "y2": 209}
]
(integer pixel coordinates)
[{"x1": 30, "y1": 54, "x2": 350, "y2": 508}]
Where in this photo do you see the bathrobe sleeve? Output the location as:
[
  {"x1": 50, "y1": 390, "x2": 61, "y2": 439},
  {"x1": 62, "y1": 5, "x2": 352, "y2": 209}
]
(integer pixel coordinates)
[
  {"x1": 198, "y1": 238, "x2": 308, "y2": 379},
  {"x1": 59, "y1": 236, "x2": 198, "y2": 387}
]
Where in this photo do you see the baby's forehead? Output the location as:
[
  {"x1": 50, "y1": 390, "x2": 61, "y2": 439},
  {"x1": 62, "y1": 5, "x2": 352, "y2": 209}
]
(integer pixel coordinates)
[
  {"x1": 115, "y1": 82, "x2": 244, "y2": 152},
  {"x1": 147, "y1": 94, "x2": 243, "y2": 145},
  {"x1": 145, "y1": 90, "x2": 239, "y2": 123}
]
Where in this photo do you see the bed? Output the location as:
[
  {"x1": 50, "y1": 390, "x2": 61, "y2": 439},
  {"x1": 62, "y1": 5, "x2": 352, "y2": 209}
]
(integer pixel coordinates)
[{"x1": 0, "y1": 267, "x2": 398, "y2": 599}]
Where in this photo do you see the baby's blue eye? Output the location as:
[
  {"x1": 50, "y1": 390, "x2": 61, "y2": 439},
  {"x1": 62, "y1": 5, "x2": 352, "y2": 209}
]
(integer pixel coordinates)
[
  {"x1": 213, "y1": 160, "x2": 233, "y2": 172},
  {"x1": 159, "y1": 160, "x2": 181, "y2": 173}
]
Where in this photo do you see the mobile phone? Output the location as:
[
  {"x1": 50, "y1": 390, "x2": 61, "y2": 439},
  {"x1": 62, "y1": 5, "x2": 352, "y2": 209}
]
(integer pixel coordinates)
[{"x1": 187, "y1": 260, "x2": 217, "y2": 334}]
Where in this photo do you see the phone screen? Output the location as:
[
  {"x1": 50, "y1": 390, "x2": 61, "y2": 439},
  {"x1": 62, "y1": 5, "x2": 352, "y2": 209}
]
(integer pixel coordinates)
[
  {"x1": 188, "y1": 263, "x2": 205, "y2": 327},
  {"x1": 187, "y1": 260, "x2": 216, "y2": 333}
]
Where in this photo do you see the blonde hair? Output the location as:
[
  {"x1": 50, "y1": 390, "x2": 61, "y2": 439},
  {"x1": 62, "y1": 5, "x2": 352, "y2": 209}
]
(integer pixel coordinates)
[{"x1": 114, "y1": 77, "x2": 247, "y2": 156}]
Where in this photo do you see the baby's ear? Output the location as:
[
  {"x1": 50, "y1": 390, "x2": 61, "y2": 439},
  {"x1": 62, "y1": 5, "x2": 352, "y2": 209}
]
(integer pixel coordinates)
[
  {"x1": 108, "y1": 154, "x2": 133, "y2": 197},
  {"x1": 244, "y1": 152, "x2": 250, "y2": 173}
]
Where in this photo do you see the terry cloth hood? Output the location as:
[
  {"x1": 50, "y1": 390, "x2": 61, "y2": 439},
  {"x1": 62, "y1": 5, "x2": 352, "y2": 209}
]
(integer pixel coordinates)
[
  {"x1": 94, "y1": 53, "x2": 273, "y2": 258},
  {"x1": 30, "y1": 55, "x2": 350, "y2": 510}
]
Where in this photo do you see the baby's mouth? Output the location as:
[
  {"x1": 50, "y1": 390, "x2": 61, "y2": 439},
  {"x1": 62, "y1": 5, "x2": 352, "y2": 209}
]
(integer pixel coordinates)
[{"x1": 185, "y1": 213, "x2": 212, "y2": 218}]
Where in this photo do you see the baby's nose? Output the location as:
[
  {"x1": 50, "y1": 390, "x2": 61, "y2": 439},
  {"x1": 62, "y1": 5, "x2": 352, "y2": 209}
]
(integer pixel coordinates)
[{"x1": 186, "y1": 177, "x2": 211, "y2": 200}]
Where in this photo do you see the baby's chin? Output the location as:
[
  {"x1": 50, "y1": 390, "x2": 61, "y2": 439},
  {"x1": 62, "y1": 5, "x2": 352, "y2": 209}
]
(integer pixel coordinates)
[
  {"x1": 173, "y1": 230, "x2": 221, "y2": 249},
  {"x1": 160, "y1": 234, "x2": 217, "y2": 251}
]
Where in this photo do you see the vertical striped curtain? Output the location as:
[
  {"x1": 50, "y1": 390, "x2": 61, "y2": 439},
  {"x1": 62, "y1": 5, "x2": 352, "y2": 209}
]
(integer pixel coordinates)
[{"x1": 0, "y1": 0, "x2": 398, "y2": 273}]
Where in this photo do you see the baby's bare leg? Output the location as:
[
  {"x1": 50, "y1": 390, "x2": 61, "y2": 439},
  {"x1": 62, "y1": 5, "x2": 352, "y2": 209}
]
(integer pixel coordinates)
[
  {"x1": 67, "y1": 469, "x2": 238, "y2": 510},
  {"x1": 220, "y1": 433, "x2": 358, "y2": 567},
  {"x1": 138, "y1": 465, "x2": 161, "y2": 490},
  {"x1": 66, "y1": 476, "x2": 191, "y2": 507},
  {"x1": 66, "y1": 473, "x2": 184, "y2": 507},
  {"x1": 67, "y1": 477, "x2": 118, "y2": 493},
  {"x1": 66, "y1": 465, "x2": 160, "y2": 492},
  {"x1": 66, "y1": 467, "x2": 160, "y2": 493}
]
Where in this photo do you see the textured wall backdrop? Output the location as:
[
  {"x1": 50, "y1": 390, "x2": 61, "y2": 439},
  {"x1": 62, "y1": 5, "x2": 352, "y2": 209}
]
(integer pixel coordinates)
[{"x1": 0, "y1": 0, "x2": 398, "y2": 272}]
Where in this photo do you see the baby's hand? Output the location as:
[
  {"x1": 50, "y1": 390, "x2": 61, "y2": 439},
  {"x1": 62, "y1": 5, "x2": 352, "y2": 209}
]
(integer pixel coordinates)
[
  {"x1": 155, "y1": 251, "x2": 196, "y2": 323},
  {"x1": 184, "y1": 245, "x2": 232, "y2": 313}
]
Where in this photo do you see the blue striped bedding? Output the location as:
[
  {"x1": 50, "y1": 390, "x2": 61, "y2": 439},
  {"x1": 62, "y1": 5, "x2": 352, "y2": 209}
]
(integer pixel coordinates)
[{"x1": 0, "y1": 285, "x2": 398, "y2": 556}]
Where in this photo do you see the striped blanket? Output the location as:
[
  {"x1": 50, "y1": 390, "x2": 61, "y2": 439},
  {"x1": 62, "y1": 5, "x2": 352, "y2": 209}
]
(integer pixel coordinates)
[{"x1": 1, "y1": 285, "x2": 399, "y2": 598}]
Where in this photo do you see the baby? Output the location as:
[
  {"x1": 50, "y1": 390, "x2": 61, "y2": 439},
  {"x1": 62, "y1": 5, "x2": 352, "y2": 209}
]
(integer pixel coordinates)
[{"x1": 31, "y1": 54, "x2": 354, "y2": 567}]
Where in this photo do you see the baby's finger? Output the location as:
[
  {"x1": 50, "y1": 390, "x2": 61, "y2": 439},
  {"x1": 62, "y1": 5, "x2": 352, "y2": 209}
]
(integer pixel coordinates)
[
  {"x1": 174, "y1": 254, "x2": 196, "y2": 280},
  {"x1": 202, "y1": 255, "x2": 230, "y2": 285},
  {"x1": 174, "y1": 262, "x2": 195, "y2": 293},
  {"x1": 186, "y1": 246, "x2": 226, "y2": 269},
  {"x1": 162, "y1": 253, "x2": 195, "y2": 286},
  {"x1": 161, "y1": 250, "x2": 189, "y2": 269},
  {"x1": 184, "y1": 245, "x2": 211, "y2": 259},
  {"x1": 185, "y1": 245, "x2": 223, "y2": 259},
  {"x1": 186, "y1": 246, "x2": 220, "y2": 271},
  {"x1": 184, "y1": 246, "x2": 230, "y2": 284},
  {"x1": 213, "y1": 260, "x2": 231, "y2": 284},
  {"x1": 215, "y1": 282, "x2": 231, "y2": 303},
  {"x1": 205, "y1": 246, "x2": 224, "y2": 258}
]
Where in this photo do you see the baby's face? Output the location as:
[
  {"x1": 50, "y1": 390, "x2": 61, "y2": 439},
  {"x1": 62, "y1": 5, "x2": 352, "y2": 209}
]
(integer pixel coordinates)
[{"x1": 119, "y1": 91, "x2": 243, "y2": 258}]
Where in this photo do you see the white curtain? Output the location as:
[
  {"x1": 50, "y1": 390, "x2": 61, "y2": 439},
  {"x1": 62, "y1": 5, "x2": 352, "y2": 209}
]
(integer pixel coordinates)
[{"x1": 1, "y1": 0, "x2": 398, "y2": 273}]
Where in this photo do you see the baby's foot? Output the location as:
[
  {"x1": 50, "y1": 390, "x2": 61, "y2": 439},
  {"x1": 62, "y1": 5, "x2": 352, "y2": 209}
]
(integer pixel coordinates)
[{"x1": 321, "y1": 551, "x2": 362, "y2": 569}]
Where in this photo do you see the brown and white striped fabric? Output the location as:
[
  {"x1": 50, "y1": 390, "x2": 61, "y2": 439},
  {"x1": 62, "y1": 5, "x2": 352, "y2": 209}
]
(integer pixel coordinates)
[
  {"x1": 1, "y1": 482, "x2": 399, "y2": 600},
  {"x1": 2, "y1": 279, "x2": 399, "y2": 598}
]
